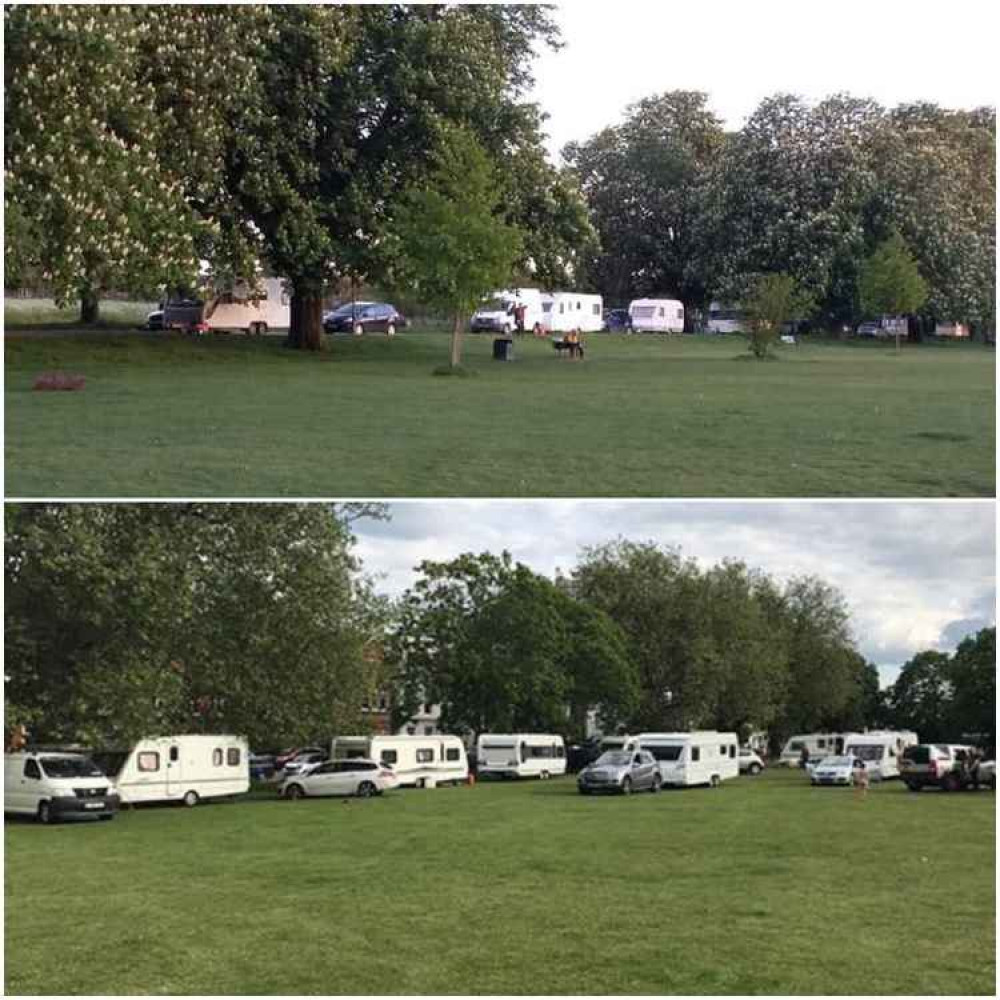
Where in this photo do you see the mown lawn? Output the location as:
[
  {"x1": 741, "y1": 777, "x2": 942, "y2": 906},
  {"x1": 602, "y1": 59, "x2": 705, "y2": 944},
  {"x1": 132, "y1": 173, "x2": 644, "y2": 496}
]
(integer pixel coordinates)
[
  {"x1": 4, "y1": 770, "x2": 995, "y2": 995},
  {"x1": 3, "y1": 328, "x2": 994, "y2": 497}
]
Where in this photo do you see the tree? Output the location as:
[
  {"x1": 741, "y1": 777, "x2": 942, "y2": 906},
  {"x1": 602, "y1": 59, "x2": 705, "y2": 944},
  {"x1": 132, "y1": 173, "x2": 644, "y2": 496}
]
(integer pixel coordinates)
[
  {"x1": 883, "y1": 650, "x2": 952, "y2": 742},
  {"x1": 858, "y1": 232, "x2": 928, "y2": 348},
  {"x1": 947, "y1": 627, "x2": 995, "y2": 744},
  {"x1": 386, "y1": 127, "x2": 523, "y2": 369},
  {"x1": 743, "y1": 272, "x2": 815, "y2": 358},
  {"x1": 5, "y1": 504, "x2": 381, "y2": 748}
]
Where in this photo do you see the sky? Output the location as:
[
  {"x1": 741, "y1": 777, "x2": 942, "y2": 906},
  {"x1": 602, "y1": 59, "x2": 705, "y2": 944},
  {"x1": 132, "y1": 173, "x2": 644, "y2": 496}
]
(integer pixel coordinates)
[
  {"x1": 529, "y1": 1, "x2": 999, "y2": 160},
  {"x1": 352, "y1": 501, "x2": 996, "y2": 687}
]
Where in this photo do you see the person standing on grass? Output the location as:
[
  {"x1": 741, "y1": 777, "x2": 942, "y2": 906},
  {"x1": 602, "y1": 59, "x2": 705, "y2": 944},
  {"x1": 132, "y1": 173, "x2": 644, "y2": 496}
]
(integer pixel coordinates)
[
  {"x1": 799, "y1": 745, "x2": 810, "y2": 770},
  {"x1": 514, "y1": 303, "x2": 526, "y2": 336},
  {"x1": 852, "y1": 758, "x2": 869, "y2": 799}
]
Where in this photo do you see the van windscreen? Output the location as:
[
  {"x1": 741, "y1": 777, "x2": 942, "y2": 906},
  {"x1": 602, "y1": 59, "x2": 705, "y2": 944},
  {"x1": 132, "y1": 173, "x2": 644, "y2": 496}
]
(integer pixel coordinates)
[{"x1": 41, "y1": 756, "x2": 105, "y2": 779}]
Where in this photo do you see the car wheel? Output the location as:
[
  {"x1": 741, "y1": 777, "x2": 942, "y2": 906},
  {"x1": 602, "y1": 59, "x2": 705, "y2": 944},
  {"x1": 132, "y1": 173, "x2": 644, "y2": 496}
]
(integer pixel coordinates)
[
  {"x1": 650, "y1": 775, "x2": 661, "y2": 794},
  {"x1": 942, "y1": 773, "x2": 960, "y2": 793},
  {"x1": 182, "y1": 790, "x2": 199, "y2": 808},
  {"x1": 749, "y1": 763, "x2": 762, "y2": 776},
  {"x1": 905, "y1": 782, "x2": 921, "y2": 792},
  {"x1": 621, "y1": 777, "x2": 632, "y2": 796},
  {"x1": 386, "y1": 323, "x2": 396, "y2": 337},
  {"x1": 353, "y1": 322, "x2": 364, "y2": 336},
  {"x1": 284, "y1": 784, "x2": 305, "y2": 800},
  {"x1": 37, "y1": 800, "x2": 53, "y2": 825},
  {"x1": 357, "y1": 781, "x2": 376, "y2": 798}
]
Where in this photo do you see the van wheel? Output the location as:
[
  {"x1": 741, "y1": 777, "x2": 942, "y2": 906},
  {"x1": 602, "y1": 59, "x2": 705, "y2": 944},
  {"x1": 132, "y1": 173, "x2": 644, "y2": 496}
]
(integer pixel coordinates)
[
  {"x1": 621, "y1": 777, "x2": 632, "y2": 796},
  {"x1": 37, "y1": 800, "x2": 53, "y2": 824},
  {"x1": 182, "y1": 790, "x2": 199, "y2": 807},
  {"x1": 357, "y1": 781, "x2": 376, "y2": 798},
  {"x1": 749, "y1": 763, "x2": 762, "y2": 776},
  {"x1": 386, "y1": 323, "x2": 396, "y2": 337},
  {"x1": 353, "y1": 322, "x2": 364, "y2": 336}
]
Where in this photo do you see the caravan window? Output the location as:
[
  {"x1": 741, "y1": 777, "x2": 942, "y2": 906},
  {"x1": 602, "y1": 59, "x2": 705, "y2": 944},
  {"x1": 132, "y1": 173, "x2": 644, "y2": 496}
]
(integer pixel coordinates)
[
  {"x1": 592, "y1": 304, "x2": 601, "y2": 315},
  {"x1": 416, "y1": 748, "x2": 434, "y2": 763},
  {"x1": 380, "y1": 750, "x2": 398, "y2": 765},
  {"x1": 720, "y1": 745, "x2": 727, "y2": 755},
  {"x1": 138, "y1": 752, "x2": 160, "y2": 772},
  {"x1": 729, "y1": 745, "x2": 737, "y2": 758},
  {"x1": 169, "y1": 746, "x2": 179, "y2": 763},
  {"x1": 658, "y1": 307, "x2": 665, "y2": 317},
  {"x1": 691, "y1": 747, "x2": 701, "y2": 762},
  {"x1": 556, "y1": 744, "x2": 566, "y2": 758},
  {"x1": 525, "y1": 744, "x2": 555, "y2": 759},
  {"x1": 676, "y1": 308, "x2": 683, "y2": 319},
  {"x1": 645, "y1": 745, "x2": 683, "y2": 762},
  {"x1": 446, "y1": 748, "x2": 461, "y2": 762},
  {"x1": 213, "y1": 749, "x2": 223, "y2": 766},
  {"x1": 227, "y1": 748, "x2": 241, "y2": 767}
]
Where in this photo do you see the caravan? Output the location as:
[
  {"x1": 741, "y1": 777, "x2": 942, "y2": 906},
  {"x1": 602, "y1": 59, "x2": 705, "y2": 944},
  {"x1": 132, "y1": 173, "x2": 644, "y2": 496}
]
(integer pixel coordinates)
[
  {"x1": 637, "y1": 732, "x2": 740, "y2": 788},
  {"x1": 331, "y1": 734, "x2": 468, "y2": 788},
  {"x1": 778, "y1": 733, "x2": 846, "y2": 767},
  {"x1": 540, "y1": 293, "x2": 604, "y2": 334},
  {"x1": 628, "y1": 298, "x2": 685, "y2": 334},
  {"x1": 92, "y1": 735, "x2": 250, "y2": 807},
  {"x1": 841, "y1": 730, "x2": 918, "y2": 780},
  {"x1": 476, "y1": 734, "x2": 567, "y2": 779},
  {"x1": 163, "y1": 277, "x2": 290, "y2": 335}
]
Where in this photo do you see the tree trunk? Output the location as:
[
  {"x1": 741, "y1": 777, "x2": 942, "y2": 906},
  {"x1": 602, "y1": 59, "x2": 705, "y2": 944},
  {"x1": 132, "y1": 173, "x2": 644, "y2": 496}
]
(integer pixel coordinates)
[
  {"x1": 450, "y1": 309, "x2": 465, "y2": 368},
  {"x1": 288, "y1": 289, "x2": 324, "y2": 351},
  {"x1": 80, "y1": 286, "x2": 100, "y2": 324}
]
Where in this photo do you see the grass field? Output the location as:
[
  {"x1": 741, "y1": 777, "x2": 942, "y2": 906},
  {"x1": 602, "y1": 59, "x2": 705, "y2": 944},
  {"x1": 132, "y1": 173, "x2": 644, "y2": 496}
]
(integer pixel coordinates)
[
  {"x1": 4, "y1": 297, "x2": 156, "y2": 330},
  {"x1": 4, "y1": 326, "x2": 994, "y2": 497},
  {"x1": 3, "y1": 770, "x2": 994, "y2": 995}
]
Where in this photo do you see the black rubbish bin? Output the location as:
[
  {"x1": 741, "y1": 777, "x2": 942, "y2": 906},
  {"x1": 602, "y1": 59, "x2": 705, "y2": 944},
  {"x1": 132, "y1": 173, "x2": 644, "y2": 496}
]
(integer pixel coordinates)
[{"x1": 492, "y1": 336, "x2": 514, "y2": 362}]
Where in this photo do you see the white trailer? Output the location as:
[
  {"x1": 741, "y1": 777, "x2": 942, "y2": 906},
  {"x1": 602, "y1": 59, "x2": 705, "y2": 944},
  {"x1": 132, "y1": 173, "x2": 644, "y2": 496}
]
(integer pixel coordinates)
[
  {"x1": 470, "y1": 288, "x2": 546, "y2": 334},
  {"x1": 540, "y1": 293, "x2": 604, "y2": 334},
  {"x1": 165, "y1": 277, "x2": 290, "y2": 335},
  {"x1": 331, "y1": 734, "x2": 468, "y2": 788},
  {"x1": 92, "y1": 734, "x2": 250, "y2": 807},
  {"x1": 476, "y1": 734, "x2": 567, "y2": 779},
  {"x1": 628, "y1": 298, "x2": 685, "y2": 333},
  {"x1": 599, "y1": 734, "x2": 638, "y2": 754},
  {"x1": 842, "y1": 730, "x2": 919, "y2": 780},
  {"x1": 778, "y1": 733, "x2": 846, "y2": 767},
  {"x1": 636, "y1": 732, "x2": 739, "y2": 788}
]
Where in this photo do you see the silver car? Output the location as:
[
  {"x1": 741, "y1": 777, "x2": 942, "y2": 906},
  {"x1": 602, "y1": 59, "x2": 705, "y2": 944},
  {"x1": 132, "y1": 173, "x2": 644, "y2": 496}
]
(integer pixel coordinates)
[{"x1": 577, "y1": 750, "x2": 661, "y2": 795}]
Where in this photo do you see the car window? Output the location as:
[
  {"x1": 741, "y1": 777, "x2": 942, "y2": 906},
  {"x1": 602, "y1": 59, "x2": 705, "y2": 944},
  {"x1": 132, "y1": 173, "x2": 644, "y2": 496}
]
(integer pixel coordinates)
[
  {"x1": 24, "y1": 759, "x2": 41, "y2": 780},
  {"x1": 314, "y1": 762, "x2": 337, "y2": 775}
]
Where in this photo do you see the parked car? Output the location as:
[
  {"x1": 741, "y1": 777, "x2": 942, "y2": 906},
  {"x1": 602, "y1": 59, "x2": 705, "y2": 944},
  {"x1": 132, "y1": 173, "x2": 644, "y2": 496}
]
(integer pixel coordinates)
[
  {"x1": 602, "y1": 308, "x2": 632, "y2": 332},
  {"x1": 323, "y1": 302, "x2": 408, "y2": 336},
  {"x1": 577, "y1": 750, "x2": 661, "y2": 795},
  {"x1": 249, "y1": 754, "x2": 276, "y2": 782},
  {"x1": 280, "y1": 751, "x2": 327, "y2": 778},
  {"x1": 280, "y1": 758, "x2": 398, "y2": 799},
  {"x1": 809, "y1": 756, "x2": 863, "y2": 787},
  {"x1": 146, "y1": 308, "x2": 165, "y2": 330},
  {"x1": 856, "y1": 320, "x2": 881, "y2": 338},
  {"x1": 738, "y1": 747, "x2": 765, "y2": 775},
  {"x1": 975, "y1": 758, "x2": 995, "y2": 790},
  {"x1": 274, "y1": 746, "x2": 326, "y2": 771},
  {"x1": 900, "y1": 743, "x2": 975, "y2": 792}
]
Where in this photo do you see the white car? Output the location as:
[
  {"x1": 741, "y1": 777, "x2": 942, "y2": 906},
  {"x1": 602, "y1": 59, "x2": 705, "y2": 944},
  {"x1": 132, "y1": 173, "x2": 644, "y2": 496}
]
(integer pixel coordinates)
[
  {"x1": 280, "y1": 758, "x2": 398, "y2": 799},
  {"x1": 975, "y1": 759, "x2": 995, "y2": 790},
  {"x1": 738, "y1": 747, "x2": 765, "y2": 775},
  {"x1": 810, "y1": 756, "x2": 864, "y2": 787},
  {"x1": 279, "y1": 751, "x2": 327, "y2": 779}
]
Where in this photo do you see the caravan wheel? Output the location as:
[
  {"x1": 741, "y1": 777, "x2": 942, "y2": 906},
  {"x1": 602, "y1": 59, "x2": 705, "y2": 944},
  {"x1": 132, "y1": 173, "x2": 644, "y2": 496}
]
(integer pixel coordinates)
[
  {"x1": 540, "y1": 770, "x2": 550, "y2": 781},
  {"x1": 709, "y1": 775, "x2": 721, "y2": 789},
  {"x1": 182, "y1": 790, "x2": 200, "y2": 807}
]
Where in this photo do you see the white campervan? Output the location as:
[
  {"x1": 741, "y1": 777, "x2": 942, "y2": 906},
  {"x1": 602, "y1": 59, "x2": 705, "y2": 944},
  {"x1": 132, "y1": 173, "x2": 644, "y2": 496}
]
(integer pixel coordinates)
[
  {"x1": 476, "y1": 734, "x2": 567, "y2": 779},
  {"x1": 540, "y1": 293, "x2": 604, "y2": 334},
  {"x1": 331, "y1": 734, "x2": 468, "y2": 788},
  {"x1": 92, "y1": 734, "x2": 250, "y2": 807},
  {"x1": 628, "y1": 298, "x2": 685, "y2": 333},
  {"x1": 637, "y1": 732, "x2": 739, "y2": 788},
  {"x1": 4, "y1": 751, "x2": 120, "y2": 823},
  {"x1": 778, "y1": 733, "x2": 846, "y2": 767},
  {"x1": 470, "y1": 288, "x2": 545, "y2": 334},
  {"x1": 841, "y1": 730, "x2": 919, "y2": 780}
]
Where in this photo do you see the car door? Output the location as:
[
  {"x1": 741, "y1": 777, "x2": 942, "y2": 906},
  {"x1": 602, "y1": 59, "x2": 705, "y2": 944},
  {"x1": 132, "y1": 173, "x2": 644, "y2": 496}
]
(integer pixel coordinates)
[
  {"x1": 304, "y1": 761, "x2": 339, "y2": 797},
  {"x1": 630, "y1": 752, "x2": 650, "y2": 789}
]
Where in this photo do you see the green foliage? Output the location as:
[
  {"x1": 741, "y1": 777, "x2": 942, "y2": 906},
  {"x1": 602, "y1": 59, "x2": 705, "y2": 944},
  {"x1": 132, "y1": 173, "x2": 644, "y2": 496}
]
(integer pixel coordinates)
[
  {"x1": 947, "y1": 627, "x2": 996, "y2": 743},
  {"x1": 391, "y1": 551, "x2": 636, "y2": 737},
  {"x1": 883, "y1": 650, "x2": 954, "y2": 743},
  {"x1": 743, "y1": 272, "x2": 816, "y2": 358},
  {"x1": 859, "y1": 232, "x2": 929, "y2": 320},
  {"x1": 5, "y1": 504, "x2": 382, "y2": 747}
]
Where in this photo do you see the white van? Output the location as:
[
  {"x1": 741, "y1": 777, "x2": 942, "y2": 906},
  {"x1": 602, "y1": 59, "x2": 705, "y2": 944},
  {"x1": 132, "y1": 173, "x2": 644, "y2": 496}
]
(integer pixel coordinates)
[
  {"x1": 165, "y1": 277, "x2": 290, "y2": 335},
  {"x1": 540, "y1": 293, "x2": 604, "y2": 334},
  {"x1": 637, "y1": 732, "x2": 739, "y2": 788},
  {"x1": 778, "y1": 733, "x2": 846, "y2": 767},
  {"x1": 4, "y1": 751, "x2": 120, "y2": 823},
  {"x1": 92, "y1": 735, "x2": 250, "y2": 807},
  {"x1": 470, "y1": 288, "x2": 545, "y2": 334},
  {"x1": 628, "y1": 298, "x2": 685, "y2": 334},
  {"x1": 841, "y1": 730, "x2": 919, "y2": 780},
  {"x1": 331, "y1": 734, "x2": 468, "y2": 788},
  {"x1": 476, "y1": 734, "x2": 567, "y2": 779}
]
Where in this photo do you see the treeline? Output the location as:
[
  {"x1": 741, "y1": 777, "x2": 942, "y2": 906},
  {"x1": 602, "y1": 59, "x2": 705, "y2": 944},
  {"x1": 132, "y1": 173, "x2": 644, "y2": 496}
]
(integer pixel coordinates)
[
  {"x1": 565, "y1": 91, "x2": 996, "y2": 333},
  {"x1": 391, "y1": 541, "x2": 880, "y2": 749}
]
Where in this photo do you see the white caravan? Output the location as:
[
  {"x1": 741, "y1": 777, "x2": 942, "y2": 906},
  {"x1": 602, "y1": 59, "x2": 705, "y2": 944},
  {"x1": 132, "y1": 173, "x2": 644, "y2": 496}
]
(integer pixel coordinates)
[
  {"x1": 706, "y1": 301, "x2": 748, "y2": 334},
  {"x1": 476, "y1": 734, "x2": 567, "y2": 779},
  {"x1": 540, "y1": 293, "x2": 604, "y2": 334},
  {"x1": 4, "y1": 751, "x2": 120, "y2": 823},
  {"x1": 778, "y1": 733, "x2": 846, "y2": 767},
  {"x1": 599, "y1": 734, "x2": 638, "y2": 754},
  {"x1": 629, "y1": 298, "x2": 685, "y2": 333},
  {"x1": 470, "y1": 288, "x2": 546, "y2": 334},
  {"x1": 841, "y1": 730, "x2": 919, "y2": 780},
  {"x1": 331, "y1": 734, "x2": 468, "y2": 788},
  {"x1": 92, "y1": 735, "x2": 250, "y2": 807},
  {"x1": 165, "y1": 277, "x2": 290, "y2": 334},
  {"x1": 637, "y1": 732, "x2": 740, "y2": 788}
]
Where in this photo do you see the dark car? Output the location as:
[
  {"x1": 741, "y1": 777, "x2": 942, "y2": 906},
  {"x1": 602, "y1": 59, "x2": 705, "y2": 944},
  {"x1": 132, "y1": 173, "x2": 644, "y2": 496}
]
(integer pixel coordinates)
[
  {"x1": 602, "y1": 308, "x2": 632, "y2": 332},
  {"x1": 323, "y1": 302, "x2": 408, "y2": 336},
  {"x1": 146, "y1": 308, "x2": 165, "y2": 330},
  {"x1": 567, "y1": 738, "x2": 602, "y2": 772}
]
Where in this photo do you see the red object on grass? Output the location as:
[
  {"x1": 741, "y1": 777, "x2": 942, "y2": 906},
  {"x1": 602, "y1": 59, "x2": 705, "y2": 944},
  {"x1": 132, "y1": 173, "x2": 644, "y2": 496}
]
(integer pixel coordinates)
[{"x1": 33, "y1": 372, "x2": 86, "y2": 391}]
